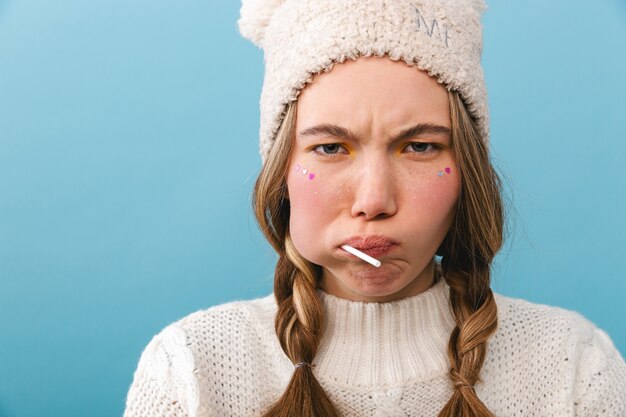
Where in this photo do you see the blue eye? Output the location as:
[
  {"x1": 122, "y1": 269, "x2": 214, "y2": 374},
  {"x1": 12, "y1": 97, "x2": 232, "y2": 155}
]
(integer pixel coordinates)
[{"x1": 313, "y1": 144, "x2": 347, "y2": 156}]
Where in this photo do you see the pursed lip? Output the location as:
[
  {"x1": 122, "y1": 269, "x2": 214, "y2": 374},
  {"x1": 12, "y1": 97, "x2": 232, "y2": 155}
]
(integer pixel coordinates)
[{"x1": 341, "y1": 235, "x2": 398, "y2": 258}]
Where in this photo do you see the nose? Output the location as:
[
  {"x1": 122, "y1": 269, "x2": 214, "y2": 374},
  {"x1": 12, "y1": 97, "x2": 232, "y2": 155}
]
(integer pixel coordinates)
[{"x1": 350, "y1": 159, "x2": 398, "y2": 221}]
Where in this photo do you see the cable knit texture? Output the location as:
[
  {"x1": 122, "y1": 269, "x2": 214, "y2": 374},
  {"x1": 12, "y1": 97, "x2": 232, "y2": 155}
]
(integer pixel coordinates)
[
  {"x1": 237, "y1": 0, "x2": 489, "y2": 162},
  {"x1": 123, "y1": 278, "x2": 626, "y2": 416}
]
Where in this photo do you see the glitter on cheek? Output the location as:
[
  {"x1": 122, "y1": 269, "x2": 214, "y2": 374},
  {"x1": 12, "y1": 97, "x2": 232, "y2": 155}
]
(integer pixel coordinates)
[
  {"x1": 293, "y1": 164, "x2": 315, "y2": 181},
  {"x1": 437, "y1": 171, "x2": 443, "y2": 177},
  {"x1": 445, "y1": 167, "x2": 451, "y2": 174}
]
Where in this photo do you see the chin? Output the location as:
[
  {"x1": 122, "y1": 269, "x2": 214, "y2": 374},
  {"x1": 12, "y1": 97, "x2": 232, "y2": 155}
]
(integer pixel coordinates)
[
  {"x1": 332, "y1": 261, "x2": 436, "y2": 302},
  {"x1": 343, "y1": 267, "x2": 408, "y2": 301},
  {"x1": 321, "y1": 257, "x2": 436, "y2": 302}
]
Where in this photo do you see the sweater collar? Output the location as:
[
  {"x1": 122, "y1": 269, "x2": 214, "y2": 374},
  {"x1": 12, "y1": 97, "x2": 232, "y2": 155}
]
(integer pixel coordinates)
[{"x1": 314, "y1": 276, "x2": 455, "y2": 388}]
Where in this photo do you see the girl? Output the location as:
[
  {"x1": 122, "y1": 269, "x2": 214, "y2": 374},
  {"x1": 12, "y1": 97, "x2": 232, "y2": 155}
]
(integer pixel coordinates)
[{"x1": 123, "y1": 0, "x2": 626, "y2": 416}]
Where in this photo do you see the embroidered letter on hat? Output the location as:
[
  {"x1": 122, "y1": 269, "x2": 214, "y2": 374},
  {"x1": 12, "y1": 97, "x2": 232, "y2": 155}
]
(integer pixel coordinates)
[{"x1": 415, "y1": 8, "x2": 450, "y2": 47}]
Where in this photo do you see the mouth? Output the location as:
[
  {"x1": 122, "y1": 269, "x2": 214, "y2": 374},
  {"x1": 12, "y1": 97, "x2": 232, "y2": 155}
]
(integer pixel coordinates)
[{"x1": 341, "y1": 235, "x2": 397, "y2": 258}]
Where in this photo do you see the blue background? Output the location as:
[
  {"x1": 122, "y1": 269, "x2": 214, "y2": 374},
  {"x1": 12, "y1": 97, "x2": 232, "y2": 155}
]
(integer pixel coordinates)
[{"x1": 0, "y1": 1, "x2": 624, "y2": 416}]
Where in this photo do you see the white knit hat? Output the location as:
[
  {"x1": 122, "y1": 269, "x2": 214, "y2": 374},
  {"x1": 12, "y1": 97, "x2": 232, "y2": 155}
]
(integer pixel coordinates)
[{"x1": 238, "y1": 0, "x2": 489, "y2": 163}]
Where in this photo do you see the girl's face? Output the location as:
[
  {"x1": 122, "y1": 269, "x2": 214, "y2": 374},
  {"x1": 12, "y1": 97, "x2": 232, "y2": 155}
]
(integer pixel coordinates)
[{"x1": 287, "y1": 56, "x2": 459, "y2": 302}]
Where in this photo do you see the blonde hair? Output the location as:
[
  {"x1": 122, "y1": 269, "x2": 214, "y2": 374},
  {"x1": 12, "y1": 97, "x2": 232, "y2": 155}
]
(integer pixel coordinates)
[{"x1": 253, "y1": 90, "x2": 503, "y2": 417}]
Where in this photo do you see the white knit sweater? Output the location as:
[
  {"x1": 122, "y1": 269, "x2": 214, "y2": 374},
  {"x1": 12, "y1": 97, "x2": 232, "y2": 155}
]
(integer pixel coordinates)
[{"x1": 123, "y1": 278, "x2": 626, "y2": 417}]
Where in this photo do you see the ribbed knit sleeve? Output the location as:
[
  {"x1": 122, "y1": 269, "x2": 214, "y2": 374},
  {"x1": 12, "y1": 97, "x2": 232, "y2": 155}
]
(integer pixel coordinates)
[
  {"x1": 573, "y1": 326, "x2": 626, "y2": 416},
  {"x1": 123, "y1": 324, "x2": 200, "y2": 417}
]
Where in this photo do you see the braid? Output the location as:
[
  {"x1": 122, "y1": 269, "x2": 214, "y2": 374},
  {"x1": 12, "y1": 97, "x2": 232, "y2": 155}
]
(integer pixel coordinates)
[
  {"x1": 260, "y1": 234, "x2": 342, "y2": 417},
  {"x1": 274, "y1": 235, "x2": 323, "y2": 363},
  {"x1": 438, "y1": 269, "x2": 498, "y2": 417}
]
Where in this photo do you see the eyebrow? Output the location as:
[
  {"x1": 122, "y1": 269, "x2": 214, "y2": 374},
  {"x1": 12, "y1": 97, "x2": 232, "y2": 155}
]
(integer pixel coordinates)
[{"x1": 298, "y1": 123, "x2": 451, "y2": 142}]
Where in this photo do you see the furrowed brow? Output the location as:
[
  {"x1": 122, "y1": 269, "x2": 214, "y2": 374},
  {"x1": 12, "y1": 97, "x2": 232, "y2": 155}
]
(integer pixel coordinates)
[
  {"x1": 298, "y1": 123, "x2": 451, "y2": 142},
  {"x1": 392, "y1": 123, "x2": 451, "y2": 141},
  {"x1": 298, "y1": 124, "x2": 358, "y2": 141}
]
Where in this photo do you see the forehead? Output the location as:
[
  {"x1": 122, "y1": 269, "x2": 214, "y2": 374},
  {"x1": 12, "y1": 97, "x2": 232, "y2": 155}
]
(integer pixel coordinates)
[{"x1": 295, "y1": 56, "x2": 450, "y2": 130}]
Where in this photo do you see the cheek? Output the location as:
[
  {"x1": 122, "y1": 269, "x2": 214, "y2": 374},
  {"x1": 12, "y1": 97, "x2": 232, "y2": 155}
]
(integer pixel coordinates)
[
  {"x1": 404, "y1": 165, "x2": 460, "y2": 220},
  {"x1": 288, "y1": 164, "x2": 321, "y2": 223},
  {"x1": 287, "y1": 164, "x2": 347, "y2": 249}
]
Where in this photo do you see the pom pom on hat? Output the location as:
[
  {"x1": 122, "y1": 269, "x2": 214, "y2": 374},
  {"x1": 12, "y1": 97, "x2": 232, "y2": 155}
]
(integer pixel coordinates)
[
  {"x1": 238, "y1": 0, "x2": 287, "y2": 48},
  {"x1": 469, "y1": 0, "x2": 487, "y2": 13}
]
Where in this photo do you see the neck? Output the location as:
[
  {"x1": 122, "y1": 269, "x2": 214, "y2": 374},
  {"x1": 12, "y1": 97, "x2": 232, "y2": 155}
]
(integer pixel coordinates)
[{"x1": 313, "y1": 276, "x2": 454, "y2": 387}]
